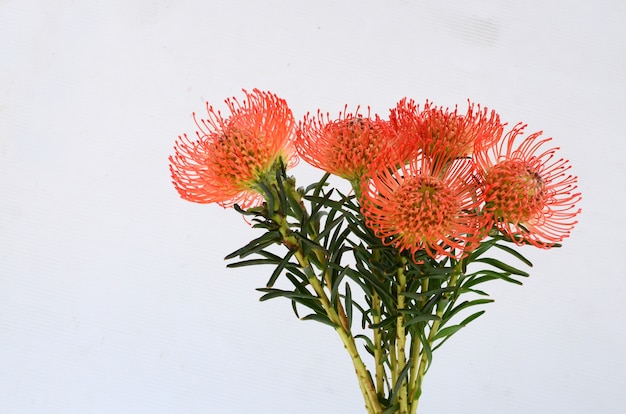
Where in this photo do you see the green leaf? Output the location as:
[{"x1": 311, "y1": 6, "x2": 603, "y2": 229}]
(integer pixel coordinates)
[
  {"x1": 404, "y1": 314, "x2": 441, "y2": 327},
  {"x1": 300, "y1": 313, "x2": 337, "y2": 327},
  {"x1": 419, "y1": 330, "x2": 433, "y2": 373},
  {"x1": 464, "y1": 238, "x2": 498, "y2": 262},
  {"x1": 354, "y1": 334, "x2": 376, "y2": 357},
  {"x1": 433, "y1": 324, "x2": 465, "y2": 342},
  {"x1": 257, "y1": 181, "x2": 275, "y2": 215},
  {"x1": 327, "y1": 225, "x2": 351, "y2": 254},
  {"x1": 226, "y1": 258, "x2": 280, "y2": 268},
  {"x1": 330, "y1": 266, "x2": 349, "y2": 307},
  {"x1": 344, "y1": 283, "x2": 353, "y2": 329},
  {"x1": 315, "y1": 215, "x2": 346, "y2": 243},
  {"x1": 464, "y1": 269, "x2": 525, "y2": 286},
  {"x1": 274, "y1": 169, "x2": 289, "y2": 217},
  {"x1": 388, "y1": 361, "x2": 411, "y2": 405},
  {"x1": 474, "y1": 257, "x2": 530, "y2": 277},
  {"x1": 369, "y1": 315, "x2": 398, "y2": 330},
  {"x1": 224, "y1": 231, "x2": 281, "y2": 260},
  {"x1": 493, "y1": 242, "x2": 534, "y2": 267},
  {"x1": 257, "y1": 288, "x2": 315, "y2": 302},
  {"x1": 303, "y1": 194, "x2": 347, "y2": 211},
  {"x1": 434, "y1": 309, "x2": 487, "y2": 345},
  {"x1": 443, "y1": 298, "x2": 494, "y2": 321},
  {"x1": 400, "y1": 288, "x2": 454, "y2": 301},
  {"x1": 257, "y1": 285, "x2": 325, "y2": 317},
  {"x1": 458, "y1": 309, "x2": 486, "y2": 327},
  {"x1": 265, "y1": 249, "x2": 296, "y2": 288},
  {"x1": 291, "y1": 299, "x2": 300, "y2": 319},
  {"x1": 233, "y1": 203, "x2": 265, "y2": 217},
  {"x1": 286, "y1": 191, "x2": 304, "y2": 222},
  {"x1": 304, "y1": 172, "x2": 331, "y2": 196}
]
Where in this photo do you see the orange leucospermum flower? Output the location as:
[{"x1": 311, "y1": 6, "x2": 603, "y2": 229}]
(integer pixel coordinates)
[
  {"x1": 360, "y1": 149, "x2": 488, "y2": 262},
  {"x1": 473, "y1": 123, "x2": 581, "y2": 248},
  {"x1": 169, "y1": 89, "x2": 297, "y2": 209},
  {"x1": 296, "y1": 107, "x2": 400, "y2": 184},
  {"x1": 390, "y1": 98, "x2": 504, "y2": 161}
]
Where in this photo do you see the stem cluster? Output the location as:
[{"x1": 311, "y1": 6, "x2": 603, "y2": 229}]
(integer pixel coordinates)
[{"x1": 226, "y1": 162, "x2": 533, "y2": 414}]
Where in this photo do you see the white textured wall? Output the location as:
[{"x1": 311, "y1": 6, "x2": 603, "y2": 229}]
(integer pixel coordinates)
[{"x1": 1, "y1": 1, "x2": 624, "y2": 413}]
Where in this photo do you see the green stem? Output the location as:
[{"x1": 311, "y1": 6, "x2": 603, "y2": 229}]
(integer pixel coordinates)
[
  {"x1": 407, "y1": 278, "x2": 428, "y2": 404},
  {"x1": 265, "y1": 171, "x2": 382, "y2": 413},
  {"x1": 306, "y1": 274, "x2": 381, "y2": 414},
  {"x1": 372, "y1": 290, "x2": 385, "y2": 399},
  {"x1": 274, "y1": 213, "x2": 382, "y2": 414},
  {"x1": 396, "y1": 263, "x2": 409, "y2": 414},
  {"x1": 408, "y1": 261, "x2": 463, "y2": 414}
]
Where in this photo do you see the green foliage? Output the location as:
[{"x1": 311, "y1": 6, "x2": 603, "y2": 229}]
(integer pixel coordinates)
[{"x1": 224, "y1": 164, "x2": 536, "y2": 414}]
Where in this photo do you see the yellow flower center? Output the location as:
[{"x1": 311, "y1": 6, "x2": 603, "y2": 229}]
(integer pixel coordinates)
[
  {"x1": 326, "y1": 118, "x2": 386, "y2": 180},
  {"x1": 390, "y1": 176, "x2": 458, "y2": 245},
  {"x1": 422, "y1": 113, "x2": 473, "y2": 158},
  {"x1": 212, "y1": 127, "x2": 276, "y2": 188},
  {"x1": 485, "y1": 160, "x2": 545, "y2": 223}
]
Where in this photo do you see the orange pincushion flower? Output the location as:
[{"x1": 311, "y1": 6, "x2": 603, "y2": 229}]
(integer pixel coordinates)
[
  {"x1": 296, "y1": 107, "x2": 401, "y2": 183},
  {"x1": 360, "y1": 149, "x2": 488, "y2": 262},
  {"x1": 390, "y1": 98, "x2": 504, "y2": 161},
  {"x1": 169, "y1": 89, "x2": 297, "y2": 209},
  {"x1": 474, "y1": 123, "x2": 581, "y2": 248}
]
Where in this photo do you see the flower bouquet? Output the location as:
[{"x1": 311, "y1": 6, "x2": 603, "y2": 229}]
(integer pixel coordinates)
[{"x1": 169, "y1": 89, "x2": 581, "y2": 414}]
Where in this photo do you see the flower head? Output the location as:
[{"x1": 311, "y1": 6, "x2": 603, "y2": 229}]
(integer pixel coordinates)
[
  {"x1": 390, "y1": 98, "x2": 504, "y2": 161},
  {"x1": 169, "y1": 89, "x2": 297, "y2": 209},
  {"x1": 296, "y1": 107, "x2": 401, "y2": 184},
  {"x1": 360, "y1": 147, "x2": 488, "y2": 262},
  {"x1": 473, "y1": 123, "x2": 581, "y2": 247}
]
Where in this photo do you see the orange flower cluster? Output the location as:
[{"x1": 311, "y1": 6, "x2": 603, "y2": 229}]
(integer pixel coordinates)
[
  {"x1": 169, "y1": 91, "x2": 581, "y2": 261},
  {"x1": 361, "y1": 100, "x2": 581, "y2": 261}
]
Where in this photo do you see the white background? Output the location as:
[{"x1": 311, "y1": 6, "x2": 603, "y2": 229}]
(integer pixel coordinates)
[{"x1": 1, "y1": 1, "x2": 624, "y2": 413}]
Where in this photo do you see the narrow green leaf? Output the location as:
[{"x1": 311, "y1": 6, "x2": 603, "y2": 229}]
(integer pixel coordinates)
[
  {"x1": 291, "y1": 300, "x2": 300, "y2": 319},
  {"x1": 354, "y1": 334, "x2": 375, "y2": 357},
  {"x1": 404, "y1": 314, "x2": 441, "y2": 327},
  {"x1": 224, "y1": 231, "x2": 281, "y2": 260},
  {"x1": 315, "y1": 215, "x2": 346, "y2": 242},
  {"x1": 369, "y1": 315, "x2": 398, "y2": 330},
  {"x1": 433, "y1": 324, "x2": 465, "y2": 341},
  {"x1": 300, "y1": 313, "x2": 337, "y2": 327},
  {"x1": 286, "y1": 192, "x2": 304, "y2": 222},
  {"x1": 389, "y1": 362, "x2": 411, "y2": 405},
  {"x1": 344, "y1": 283, "x2": 353, "y2": 329},
  {"x1": 265, "y1": 249, "x2": 296, "y2": 288},
  {"x1": 419, "y1": 330, "x2": 433, "y2": 373},
  {"x1": 493, "y1": 242, "x2": 534, "y2": 267},
  {"x1": 274, "y1": 170, "x2": 288, "y2": 216},
  {"x1": 443, "y1": 299, "x2": 493, "y2": 321},
  {"x1": 257, "y1": 288, "x2": 315, "y2": 302},
  {"x1": 258, "y1": 181, "x2": 274, "y2": 215},
  {"x1": 400, "y1": 288, "x2": 454, "y2": 301},
  {"x1": 305, "y1": 172, "x2": 331, "y2": 196},
  {"x1": 227, "y1": 258, "x2": 281, "y2": 268},
  {"x1": 459, "y1": 309, "x2": 486, "y2": 327},
  {"x1": 475, "y1": 257, "x2": 530, "y2": 277},
  {"x1": 464, "y1": 238, "x2": 498, "y2": 262},
  {"x1": 330, "y1": 266, "x2": 348, "y2": 306}
]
